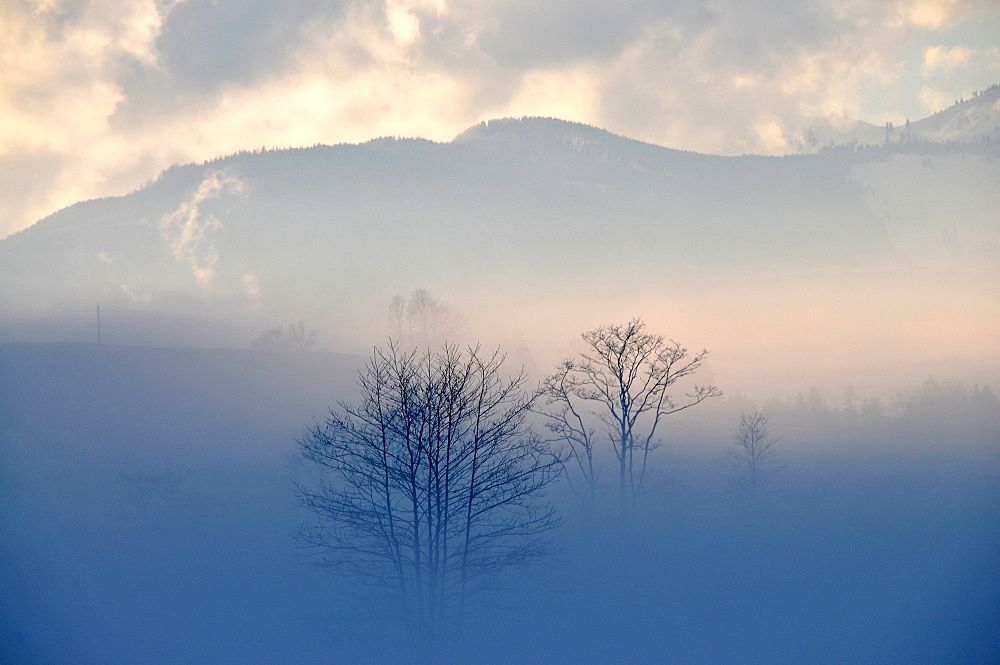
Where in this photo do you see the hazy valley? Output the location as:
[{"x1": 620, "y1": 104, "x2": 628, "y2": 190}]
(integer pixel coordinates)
[{"x1": 2, "y1": 90, "x2": 999, "y2": 663}]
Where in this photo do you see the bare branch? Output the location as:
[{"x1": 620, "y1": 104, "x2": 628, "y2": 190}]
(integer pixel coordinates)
[
  {"x1": 538, "y1": 318, "x2": 720, "y2": 516},
  {"x1": 294, "y1": 343, "x2": 561, "y2": 649}
]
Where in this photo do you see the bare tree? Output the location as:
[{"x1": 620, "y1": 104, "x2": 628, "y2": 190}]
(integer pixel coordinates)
[
  {"x1": 294, "y1": 344, "x2": 560, "y2": 654},
  {"x1": 388, "y1": 295, "x2": 407, "y2": 341},
  {"x1": 387, "y1": 289, "x2": 468, "y2": 348},
  {"x1": 728, "y1": 412, "x2": 778, "y2": 503},
  {"x1": 539, "y1": 361, "x2": 601, "y2": 508},
  {"x1": 541, "y1": 318, "x2": 720, "y2": 515},
  {"x1": 250, "y1": 320, "x2": 319, "y2": 350}
]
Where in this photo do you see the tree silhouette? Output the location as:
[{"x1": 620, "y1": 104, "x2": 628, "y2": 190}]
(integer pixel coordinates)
[
  {"x1": 541, "y1": 319, "x2": 720, "y2": 515},
  {"x1": 388, "y1": 289, "x2": 468, "y2": 348},
  {"x1": 294, "y1": 343, "x2": 560, "y2": 654},
  {"x1": 250, "y1": 320, "x2": 318, "y2": 350},
  {"x1": 728, "y1": 411, "x2": 778, "y2": 504}
]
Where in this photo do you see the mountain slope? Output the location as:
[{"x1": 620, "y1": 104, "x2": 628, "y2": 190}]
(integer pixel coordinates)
[
  {"x1": 909, "y1": 84, "x2": 1000, "y2": 142},
  {"x1": 0, "y1": 115, "x2": 997, "y2": 399},
  {"x1": 0, "y1": 117, "x2": 883, "y2": 346},
  {"x1": 787, "y1": 84, "x2": 1000, "y2": 152}
]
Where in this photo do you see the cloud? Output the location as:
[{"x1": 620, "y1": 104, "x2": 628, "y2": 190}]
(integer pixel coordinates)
[
  {"x1": 0, "y1": 0, "x2": 183, "y2": 237},
  {"x1": 501, "y1": 66, "x2": 604, "y2": 126},
  {"x1": 121, "y1": 283, "x2": 153, "y2": 304},
  {"x1": 242, "y1": 272, "x2": 261, "y2": 298},
  {"x1": 158, "y1": 169, "x2": 246, "y2": 292},
  {"x1": 919, "y1": 85, "x2": 954, "y2": 113},
  {"x1": 923, "y1": 45, "x2": 974, "y2": 76},
  {"x1": 2, "y1": 0, "x2": 999, "y2": 237},
  {"x1": 904, "y1": 0, "x2": 962, "y2": 29}
]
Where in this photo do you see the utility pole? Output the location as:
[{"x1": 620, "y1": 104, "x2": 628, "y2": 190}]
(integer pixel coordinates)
[{"x1": 97, "y1": 304, "x2": 101, "y2": 344}]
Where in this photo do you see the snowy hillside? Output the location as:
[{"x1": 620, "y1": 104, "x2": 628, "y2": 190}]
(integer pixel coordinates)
[
  {"x1": 0, "y1": 118, "x2": 882, "y2": 346},
  {"x1": 1, "y1": 116, "x2": 997, "y2": 394},
  {"x1": 784, "y1": 114, "x2": 885, "y2": 152},
  {"x1": 909, "y1": 84, "x2": 1000, "y2": 143},
  {"x1": 787, "y1": 84, "x2": 1000, "y2": 153}
]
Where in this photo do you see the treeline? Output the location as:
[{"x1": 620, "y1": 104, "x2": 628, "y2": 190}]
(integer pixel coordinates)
[
  {"x1": 819, "y1": 134, "x2": 1000, "y2": 164},
  {"x1": 752, "y1": 376, "x2": 999, "y2": 431}
]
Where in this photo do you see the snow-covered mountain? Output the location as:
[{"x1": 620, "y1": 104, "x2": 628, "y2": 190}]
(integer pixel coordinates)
[
  {"x1": 783, "y1": 115, "x2": 885, "y2": 153},
  {"x1": 909, "y1": 84, "x2": 1000, "y2": 143},
  {"x1": 787, "y1": 84, "x2": 1000, "y2": 153},
  {"x1": 1, "y1": 115, "x2": 997, "y2": 394},
  {"x1": 0, "y1": 117, "x2": 883, "y2": 345}
]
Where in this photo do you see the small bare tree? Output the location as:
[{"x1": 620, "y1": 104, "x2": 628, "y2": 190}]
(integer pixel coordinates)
[
  {"x1": 295, "y1": 344, "x2": 560, "y2": 654},
  {"x1": 387, "y1": 289, "x2": 468, "y2": 348},
  {"x1": 728, "y1": 411, "x2": 778, "y2": 503},
  {"x1": 540, "y1": 361, "x2": 601, "y2": 508},
  {"x1": 250, "y1": 320, "x2": 318, "y2": 350},
  {"x1": 541, "y1": 319, "x2": 720, "y2": 515}
]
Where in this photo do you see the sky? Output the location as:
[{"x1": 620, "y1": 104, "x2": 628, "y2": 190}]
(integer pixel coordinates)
[{"x1": 2, "y1": 0, "x2": 999, "y2": 239}]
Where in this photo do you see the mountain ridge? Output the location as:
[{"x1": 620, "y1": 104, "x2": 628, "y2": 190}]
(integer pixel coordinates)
[
  {"x1": 787, "y1": 84, "x2": 1000, "y2": 153},
  {"x1": 1, "y1": 107, "x2": 997, "y2": 364}
]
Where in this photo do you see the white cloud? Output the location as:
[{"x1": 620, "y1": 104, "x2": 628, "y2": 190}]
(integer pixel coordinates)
[
  {"x1": 923, "y1": 45, "x2": 973, "y2": 76},
  {"x1": 1, "y1": 0, "x2": 999, "y2": 238},
  {"x1": 903, "y1": 0, "x2": 961, "y2": 29},
  {"x1": 0, "y1": 0, "x2": 182, "y2": 236},
  {"x1": 121, "y1": 283, "x2": 153, "y2": 304},
  {"x1": 158, "y1": 169, "x2": 246, "y2": 292},
  {"x1": 919, "y1": 85, "x2": 953, "y2": 112},
  {"x1": 502, "y1": 66, "x2": 604, "y2": 126},
  {"x1": 242, "y1": 272, "x2": 261, "y2": 298},
  {"x1": 386, "y1": 0, "x2": 446, "y2": 48},
  {"x1": 754, "y1": 121, "x2": 791, "y2": 154}
]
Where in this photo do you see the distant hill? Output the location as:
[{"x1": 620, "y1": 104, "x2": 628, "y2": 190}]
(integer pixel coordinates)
[
  {"x1": 908, "y1": 84, "x2": 1000, "y2": 143},
  {"x1": 786, "y1": 84, "x2": 1000, "y2": 153},
  {"x1": 784, "y1": 115, "x2": 885, "y2": 153},
  {"x1": 1, "y1": 115, "x2": 997, "y2": 360},
  {"x1": 0, "y1": 117, "x2": 881, "y2": 346}
]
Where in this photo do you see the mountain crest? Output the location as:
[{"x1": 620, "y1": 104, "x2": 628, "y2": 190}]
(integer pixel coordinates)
[
  {"x1": 453, "y1": 116, "x2": 665, "y2": 152},
  {"x1": 909, "y1": 84, "x2": 1000, "y2": 142}
]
